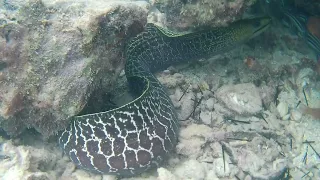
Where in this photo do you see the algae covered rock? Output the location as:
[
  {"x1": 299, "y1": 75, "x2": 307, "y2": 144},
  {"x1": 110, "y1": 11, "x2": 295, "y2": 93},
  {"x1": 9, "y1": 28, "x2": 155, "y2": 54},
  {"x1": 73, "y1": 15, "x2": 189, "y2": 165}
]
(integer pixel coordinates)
[
  {"x1": 216, "y1": 83, "x2": 262, "y2": 115},
  {"x1": 0, "y1": 0, "x2": 149, "y2": 137},
  {"x1": 153, "y1": 0, "x2": 257, "y2": 29}
]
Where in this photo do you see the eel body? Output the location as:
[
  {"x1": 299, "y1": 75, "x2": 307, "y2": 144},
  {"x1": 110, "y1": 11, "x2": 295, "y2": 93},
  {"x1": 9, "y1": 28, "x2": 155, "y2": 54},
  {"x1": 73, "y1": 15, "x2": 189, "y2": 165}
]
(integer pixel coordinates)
[{"x1": 58, "y1": 17, "x2": 271, "y2": 176}]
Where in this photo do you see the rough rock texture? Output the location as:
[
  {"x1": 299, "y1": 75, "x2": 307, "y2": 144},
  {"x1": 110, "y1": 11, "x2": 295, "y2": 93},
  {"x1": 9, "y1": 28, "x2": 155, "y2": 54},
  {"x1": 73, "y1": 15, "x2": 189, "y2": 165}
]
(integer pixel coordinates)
[
  {"x1": 0, "y1": 0, "x2": 149, "y2": 137},
  {"x1": 152, "y1": 0, "x2": 257, "y2": 30},
  {"x1": 174, "y1": 124, "x2": 290, "y2": 179},
  {"x1": 216, "y1": 83, "x2": 262, "y2": 115},
  {"x1": 0, "y1": 140, "x2": 68, "y2": 179}
]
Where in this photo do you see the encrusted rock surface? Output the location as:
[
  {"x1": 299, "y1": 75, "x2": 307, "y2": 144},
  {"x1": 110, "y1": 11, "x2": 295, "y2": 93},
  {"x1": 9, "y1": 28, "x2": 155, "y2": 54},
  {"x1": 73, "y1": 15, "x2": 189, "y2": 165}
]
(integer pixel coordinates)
[
  {"x1": 0, "y1": 140, "x2": 68, "y2": 179},
  {"x1": 0, "y1": 0, "x2": 149, "y2": 137},
  {"x1": 152, "y1": 0, "x2": 257, "y2": 29}
]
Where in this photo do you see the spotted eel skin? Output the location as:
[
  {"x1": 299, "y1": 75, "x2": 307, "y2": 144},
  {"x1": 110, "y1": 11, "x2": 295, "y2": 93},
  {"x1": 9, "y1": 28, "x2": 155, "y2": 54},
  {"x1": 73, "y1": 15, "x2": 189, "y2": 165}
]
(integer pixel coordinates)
[{"x1": 58, "y1": 17, "x2": 271, "y2": 176}]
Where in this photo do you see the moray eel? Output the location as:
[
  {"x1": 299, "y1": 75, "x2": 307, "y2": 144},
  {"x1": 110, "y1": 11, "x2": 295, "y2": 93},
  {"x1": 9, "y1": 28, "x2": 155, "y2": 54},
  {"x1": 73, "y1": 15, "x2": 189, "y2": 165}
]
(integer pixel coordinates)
[{"x1": 58, "y1": 17, "x2": 271, "y2": 176}]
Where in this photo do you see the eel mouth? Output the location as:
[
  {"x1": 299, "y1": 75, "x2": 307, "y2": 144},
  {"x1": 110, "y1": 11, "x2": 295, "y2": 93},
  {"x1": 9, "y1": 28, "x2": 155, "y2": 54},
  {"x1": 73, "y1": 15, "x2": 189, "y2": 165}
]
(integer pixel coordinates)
[{"x1": 253, "y1": 18, "x2": 272, "y2": 35}]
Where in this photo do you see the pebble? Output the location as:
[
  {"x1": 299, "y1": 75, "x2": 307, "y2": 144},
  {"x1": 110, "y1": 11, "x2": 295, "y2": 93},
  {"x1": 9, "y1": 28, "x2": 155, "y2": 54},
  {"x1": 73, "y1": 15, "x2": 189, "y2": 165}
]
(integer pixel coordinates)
[
  {"x1": 290, "y1": 110, "x2": 302, "y2": 121},
  {"x1": 277, "y1": 102, "x2": 288, "y2": 118}
]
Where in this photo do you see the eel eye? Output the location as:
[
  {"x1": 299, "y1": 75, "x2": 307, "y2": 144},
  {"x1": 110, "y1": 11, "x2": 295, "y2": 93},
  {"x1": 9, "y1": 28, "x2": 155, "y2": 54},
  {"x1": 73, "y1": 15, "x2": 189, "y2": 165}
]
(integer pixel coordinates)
[{"x1": 253, "y1": 20, "x2": 261, "y2": 28}]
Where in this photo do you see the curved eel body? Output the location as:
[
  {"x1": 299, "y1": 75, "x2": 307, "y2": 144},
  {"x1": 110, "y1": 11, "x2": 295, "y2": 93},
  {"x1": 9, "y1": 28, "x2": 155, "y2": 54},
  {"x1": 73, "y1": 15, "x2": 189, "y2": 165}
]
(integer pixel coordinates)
[{"x1": 58, "y1": 17, "x2": 271, "y2": 176}]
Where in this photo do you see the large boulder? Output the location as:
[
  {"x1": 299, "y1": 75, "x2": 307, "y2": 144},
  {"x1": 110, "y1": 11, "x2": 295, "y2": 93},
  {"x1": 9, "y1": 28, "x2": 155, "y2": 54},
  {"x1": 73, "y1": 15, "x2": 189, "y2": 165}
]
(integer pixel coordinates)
[{"x1": 0, "y1": 0, "x2": 149, "y2": 137}]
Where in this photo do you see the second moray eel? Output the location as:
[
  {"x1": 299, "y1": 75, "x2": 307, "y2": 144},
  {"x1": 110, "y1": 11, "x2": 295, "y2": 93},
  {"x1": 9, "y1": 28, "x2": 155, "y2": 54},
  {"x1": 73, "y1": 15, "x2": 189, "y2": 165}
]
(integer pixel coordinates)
[{"x1": 58, "y1": 17, "x2": 271, "y2": 176}]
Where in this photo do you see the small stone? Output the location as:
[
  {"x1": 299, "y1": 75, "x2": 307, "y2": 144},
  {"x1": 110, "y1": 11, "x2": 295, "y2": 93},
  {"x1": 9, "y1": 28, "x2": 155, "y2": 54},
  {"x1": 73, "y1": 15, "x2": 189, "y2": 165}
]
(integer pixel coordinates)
[
  {"x1": 174, "y1": 160, "x2": 206, "y2": 180},
  {"x1": 202, "y1": 90, "x2": 213, "y2": 100},
  {"x1": 206, "y1": 98, "x2": 215, "y2": 110},
  {"x1": 163, "y1": 69, "x2": 171, "y2": 75},
  {"x1": 173, "y1": 73, "x2": 185, "y2": 84},
  {"x1": 290, "y1": 110, "x2": 302, "y2": 121},
  {"x1": 200, "y1": 111, "x2": 212, "y2": 125},
  {"x1": 277, "y1": 102, "x2": 288, "y2": 118},
  {"x1": 283, "y1": 114, "x2": 290, "y2": 120},
  {"x1": 119, "y1": 70, "x2": 125, "y2": 77},
  {"x1": 244, "y1": 175, "x2": 253, "y2": 180},
  {"x1": 199, "y1": 81, "x2": 210, "y2": 91},
  {"x1": 214, "y1": 157, "x2": 231, "y2": 177}
]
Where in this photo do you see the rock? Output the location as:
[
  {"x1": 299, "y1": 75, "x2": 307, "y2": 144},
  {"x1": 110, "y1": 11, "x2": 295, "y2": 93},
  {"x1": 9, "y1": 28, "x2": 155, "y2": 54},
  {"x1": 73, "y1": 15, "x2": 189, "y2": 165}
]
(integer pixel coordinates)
[
  {"x1": 213, "y1": 157, "x2": 231, "y2": 177},
  {"x1": 259, "y1": 84, "x2": 276, "y2": 107},
  {"x1": 157, "y1": 168, "x2": 177, "y2": 180},
  {"x1": 205, "y1": 98, "x2": 215, "y2": 111},
  {"x1": 296, "y1": 68, "x2": 315, "y2": 88},
  {"x1": 0, "y1": 0, "x2": 149, "y2": 137},
  {"x1": 176, "y1": 124, "x2": 213, "y2": 158},
  {"x1": 216, "y1": 83, "x2": 263, "y2": 115},
  {"x1": 176, "y1": 137, "x2": 206, "y2": 158},
  {"x1": 277, "y1": 102, "x2": 289, "y2": 119},
  {"x1": 158, "y1": 72, "x2": 185, "y2": 88},
  {"x1": 179, "y1": 123, "x2": 213, "y2": 139},
  {"x1": 152, "y1": 0, "x2": 256, "y2": 29},
  {"x1": 171, "y1": 88, "x2": 195, "y2": 120},
  {"x1": 291, "y1": 110, "x2": 302, "y2": 121},
  {"x1": 70, "y1": 170, "x2": 102, "y2": 180},
  {"x1": 174, "y1": 159, "x2": 206, "y2": 180},
  {"x1": 200, "y1": 111, "x2": 212, "y2": 125}
]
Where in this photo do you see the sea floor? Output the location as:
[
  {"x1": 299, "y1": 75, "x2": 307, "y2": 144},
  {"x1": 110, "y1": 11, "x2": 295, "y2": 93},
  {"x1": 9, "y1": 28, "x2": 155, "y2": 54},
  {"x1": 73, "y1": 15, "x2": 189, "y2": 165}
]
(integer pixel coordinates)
[{"x1": 1, "y1": 20, "x2": 320, "y2": 180}]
